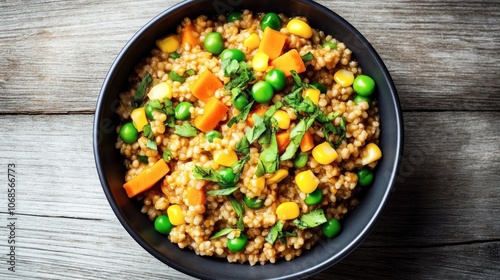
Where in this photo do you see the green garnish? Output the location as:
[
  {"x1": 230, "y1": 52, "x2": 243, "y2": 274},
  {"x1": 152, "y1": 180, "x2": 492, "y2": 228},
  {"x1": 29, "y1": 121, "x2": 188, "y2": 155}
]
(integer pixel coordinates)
[
  {"x1": 131, "y1": 73, "x2": 152, "y2": 108},
  {"x1": 162, "y1": 147, "x2": 173, "y2": 162},
  {"x1": 222, "y1": 58, "x2": 240, "y2": 77},
  {"x1": 137, "y1": 155, "x2": 148, "y2": 164},
  {"x1": 145, "y1": 139, "x2": 157, "y2": 151},
  {"x1": 265, "y1": 221, "x2": 297, "y2": 245},
  {"x1": 229, "y1": 196, "x2": 245, "y2": 230},
  {"x1": 170, "y1": 71, "x2": 186, "y2": 83},
  {"x1": 142, "y1": 123, "x2": 154, "y2": 139},
  {"x1": 169, "y1": 51, "x2": 180, "y2": 59},
  {"x1": 245, "y1": 114, "x2": 267, "y2": 144},
  {"x1": 255, "y1": 128, "x2": 279, "y2": 177},
  {"x1": 206, "y1": 186, "x2": 239, "y2": 196},
  {"x1": 174, "y1": 123, "x2": 198, "y2": 137},
  {"x1": 301, "y1": 52, "x2": 314, "y2": 62},
  {"x1": 211, "y1": 228, "x2": 236, "y2": 240},
  {"x1": 293, "y1": 209, "x2": 327, "y2": 230},
  {"x1": 185, "y1": 69, "x2": 197, "y2": 76},
  {"x1": 280, "y1": 115, "x2": 316, "y2": 161},
  {"x1": 224, "y1": 61, "x2": 255, "y2": 90},
  {"x1": 193, "y1": 155, "x2": 250, "y2": 188},
  {"x1": 235, "y1": 136, "x2": 250, "y2": 154},
  {"x1": 227, "y1": 100, "x2": 254, "y2": 127},
  {"x1": 162, "y1": 98, "x2": 175, "y2": 128}
]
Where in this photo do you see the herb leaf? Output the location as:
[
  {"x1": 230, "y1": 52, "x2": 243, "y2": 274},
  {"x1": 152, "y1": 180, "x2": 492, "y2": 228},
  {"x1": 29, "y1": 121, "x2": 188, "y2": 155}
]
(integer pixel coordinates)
[
  {"x1": 132, "y1": 73, "x2": 152, "y2": 108},
  {"x1": 138, "y1": 155, "x2": 148, "y2": 164},
  {"x1": 224, "y1": 61, "x2": 255, "y2": 90},
  {"x1": 162, "y1": 98, "x2": 175, "y2": 128},
  {"x1": 169, "y1": 51, "x2": 180, "y2": 59},
  {"x1": 210, "y1": 228, "x2": 235, "y2": 240},
  {"x1": 143, "y1": 123, "x2": 154, "y2": 139},
  {"x1": 301, "y1": 52, "x2": 314, "y2": 62},
  {"x1": 146, "y1": 139, "x2": 157, "y2": 151},
  {"x1": 185, "y1": 69, "x2": 197, "y2": 76},
  {"x1": 265, "y1": 221, "x2": 283, "y2": 245},
  {"x1": 222, "y1": 58, "x2": 240, "y2": 77},
  {"x1": 280, "y1": 115, "x2": 316, "y2": 161},
  {"x1": 228, "y1": 100, "x2": 254, "y2": 127},
  {"x1": 245, "y1": 114, "x2": 267, "y2": 144},
  {"x1": 235, "y1": 136, "x2": 250, "y2": 154},
  {"x1": 170, "y1": 71, "x2": 186, "y2": 83},
  {"x1": 293, "y1": 209, "x2": 327, "y2": 230},
  {"x1": 206, "y1": 186, "x2": 239, "y2": 196},
  {"x1": 229, "y1": 196, "x2": 245, "y2": 231},
  {"x1": 162, "y1": 147, "x2": 173, "y2": 162},
  {"x1": 174, "y1": 124, "x2": 198, "y2": 137},
  {"x1": 255, "y1": 128, "x2": 279, "y2": 177},
  {"x1": 231, "y1": 154, "x2": 250, "y2": 177}
]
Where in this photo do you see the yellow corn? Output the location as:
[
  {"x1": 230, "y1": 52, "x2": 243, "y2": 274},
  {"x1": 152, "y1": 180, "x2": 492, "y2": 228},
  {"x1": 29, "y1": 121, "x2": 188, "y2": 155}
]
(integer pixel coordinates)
[
  {"x1": 361, "y1": 143, "x2": 382, "y2": 165},
  {"x1": 312, "y1": 141, "x2": 338, "y2": 165},
  {"x1": 333, "y1": 69, "x2": 354, "y2": 87},
  {"x1": 147, "y1": 82, "x2": 173, "y2": 101},
  {"x1": 167, "y1": 204, "x2": 185, "y2": 225},
  {"x1": 251, "y1": 176, "x2": 266, "y2": 192},
  {"x1": 276, "y1": 202, "x2": 300, "y2": 220},
  {"x1": 272, "y1": 110, "x2": 291, "y2": 130},
  {"x1": 286, "y1": 18, "x2": 313, "y2": 39},
  {"x1": 302, "y1": 88, "x2": 320, "y2": 105},
  {"x1": 295, "y1": 170, "x2": 319, "y2": 194},
  {"x1": 267, "y1": 169, "x2": 289, "y2": 184},
  {"x1": 252, "y1": 52, "x2": 269, "y2": 72},
  {"x1": 244, "y1": 33, "x2": 261, "y2": 51},
  {"x1": 156, "y1": 35, "x2": 180, "y2": 53},
  {"x1": 130, "y1": 107, "x2": 148, "y2": 132},
  {"x1": 213, "y1": 149, "x2": 238, "y2": 167}
]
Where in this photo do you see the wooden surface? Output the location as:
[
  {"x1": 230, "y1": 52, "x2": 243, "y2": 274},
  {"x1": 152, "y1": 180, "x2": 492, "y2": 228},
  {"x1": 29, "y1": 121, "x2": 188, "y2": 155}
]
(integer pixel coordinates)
[{"x1": 0, "y1": 0, "x2": 499, "y2": 279}]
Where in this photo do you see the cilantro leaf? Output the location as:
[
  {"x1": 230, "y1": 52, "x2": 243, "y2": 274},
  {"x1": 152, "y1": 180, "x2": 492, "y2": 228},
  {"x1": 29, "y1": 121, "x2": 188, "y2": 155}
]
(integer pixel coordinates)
[
  {"x1": 229, "y1": 196, "x2": 245, "y2": 231},
  {"x1": 255, "y1": 128, "x2": 279, "y2": 177},
  {"x1": 222, "y1": 58, "x2": 240, "y2": 77},
  {"x1": 162, "y1": 147, "x2": 173, "y2": 162},
  {"x1": 170, "y1": 71, "x2": 186, "y2": 83},
  {"x1": 245, "y1": 114, "x2": 267, "y2": 144},
  {"x1": 174, "y1": 124, "x2": 198, "y2": 137},
  {"x1": 224, "y1": 61, "x2": 255, "y2": 90},
  {"x1": 293, "y1": 209, "x2": 327, "y2": 230},
  {"x1": 146, "y1": 139, "x2": 157, "y2": 151},
  {"x1": 162, "y1": 98, "x2": 175, "y2": 128},
  {"x1": 206, "y1": 186, "x2": 239, "y2": 196},
  {"x1": 265, "y1": 221, "x2": 297, "y2": 245},
  {"x1": 280, "y1": 115, "x2": 316, "y2": 161},
  {"x1": 210, "y1": 228, "x2": 236, "y2": 240},
  {"x1": 131, "y1": 73, "x2": 152, "y2": 108},
  {"x1": 138, "y1": 155, "x2": 148, "y2": 164},
  {"x1": 231, "y1": 154, "x2": 250, "y2": 177},
  {"x1": 228, "y1": 100, "x2": 254, "y2": 127},
  {"x1": 235, "y1": 136, "x2": 250, "y2": 154}
]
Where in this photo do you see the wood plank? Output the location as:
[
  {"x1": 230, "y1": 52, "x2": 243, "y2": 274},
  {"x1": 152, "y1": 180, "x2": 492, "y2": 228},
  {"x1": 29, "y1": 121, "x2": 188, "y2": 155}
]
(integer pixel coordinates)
[{"x1": 1, "y1": 0, "x2": 499, "y2": 113}]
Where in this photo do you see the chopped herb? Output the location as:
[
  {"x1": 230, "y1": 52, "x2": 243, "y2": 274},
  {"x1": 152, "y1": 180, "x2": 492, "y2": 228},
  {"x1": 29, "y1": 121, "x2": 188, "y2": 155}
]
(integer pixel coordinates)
[
  {"x1": 137, "y1": 155, "x2": 148, "y2": 164},
  {"x1": 255, "y1": 128, "x2": 279, "y2": 177},
  {"x1": 229, "y1": 196, "x2": 245, "y2": 231},
  {"x1": 162, "y1": 147, "x2": 173, "y2": 162},
  {"x1": 227, "y1": 100, "x2": 254, "y2": 127},
  {"x1": 224, "y1": 61, "x2": 255, "y2": 90},
  {"x1": 231, "y1": 154, "x2": 250, "y2": 176},
  {"x1": 131, "y1": 73, "x2": 152, "y2": 108},
  {"x1": 142, "y1": 123, "x2": 154, "y2": 139},
  {"x1": 162, "y1": 98, "x2": 175, "y2": 128},
  {"x1": 245, "y1": 114, "x2": 267, "y2": 144},
  {"x1": 169, "y1": 71, "x2": 186, "y2": 83},
  {"x1": 235, "y1": 136, "x2": 250, "y2": 154},
  {"x1": 206, "y1": 185, "x2": 239, "y2": 196},
  {"x1": 145, "y1": 139, "x2": 157, "y2": 151},
  {"x1": 293, "y1": 209, "x2": 327, "y2": 230},
  {"x1": 148, "y1": 99, "x2": 163, "y2": 110},
  {"x1": 301, "y1": 52, "x2": 314, "y2": 62},
  {"x1": 174, "y1": 123, "x2": 198, "y2": 137},
  {"x1": 169, "y1": 51, "x2": 180, "y2": 59},
  {"x1": 296, "y1": 97, "x2": 317, "y2": 114},
  {"x1": 211, "y1": 228, "x2": 236, "y2": 240},
  {"x1": 185, "y1": 69, "x2": 197, "y2": 76},
  {"x1": 222, "y1": 58, "x2": 240, "y2": 77},
  {"x1": 265, "y1": 221, "x2": 297, "y2": 245},
  {"x1": 280, "y1": 115, "x2": 316, "y2": 161},
  {"x1": 193, "y1": 155, "x2": 249, "y2": 188}
]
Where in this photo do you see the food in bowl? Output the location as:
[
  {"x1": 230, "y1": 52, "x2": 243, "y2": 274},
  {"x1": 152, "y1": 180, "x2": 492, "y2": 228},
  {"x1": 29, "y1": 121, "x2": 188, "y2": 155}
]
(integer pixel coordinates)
[{"x1": 114, "y1": 10, "x2": 381, "y2": 265}]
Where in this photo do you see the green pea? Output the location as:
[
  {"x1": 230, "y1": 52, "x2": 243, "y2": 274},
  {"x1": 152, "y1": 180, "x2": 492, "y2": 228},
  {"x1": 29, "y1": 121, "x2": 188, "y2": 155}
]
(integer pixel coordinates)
[
  {"x1": 304, "y1": 187, "x2": 323, "y2": 205},
  {"x1": 260, "y1": 12, "x2": 281, "y2": 31},
  {"x1": 218, "y1": 168, "x2": 236, "y2": 188},
  {"x1": 265, "y1": 69, "x2": 286, "y2": 91},
  {"x1": 220, "y1": 48, "x2": 246, "y2": 62},
  {"x1": 322, "y1": 218, "x2": 341, "y2": 238},
  {"x1": 227, "y1": 233, "x2": 247, "y2": 252},
  {"x1": 243, "y1": 195, "x2": 264, "y2": 209},
  {"x1": 227, "y1": 12, "x2": 242, "y2": 22},
  {"x1": 154, "y1": 215, "x2": 173, "y2": 235},
  {"x1": 293, "y1": 153, "x2": 308, "y2": 168},
  {"x1": 145, "y1": 104, "x2": 155, "y2": 120},
  {"x1": 353, "y1": 75, "x2": 375, "y2": 96},
  {"x1": 233, "y1": 94, "x2": 249, "y2": 111},
  {"x1": 205, "y1": 130, "x2": 222, "y2": 143},
  {"x1": 311, "y1": 82, "x2": 327, "y2": 94},
  {"x1": 174, "y1": 102, "x2": 193, "y2": 120},
  {"x1": 204, "y1": 32, "x2": 224, "y2": 55},
  {"x1": 353, "y1": 94, "x2": 372, "y2": 105},
  {"x1": 322, "y1": 42, "x2": 337, "y2": 50},
  {"x1": 357, "y1": 167, "x2": 374, "y2": 187},
  {"x1": 119, "y1": 122, "x2": 138, "y2": 144},
  {"x1": 251, "y1": 81, "x2": 274, "y2": 103}
]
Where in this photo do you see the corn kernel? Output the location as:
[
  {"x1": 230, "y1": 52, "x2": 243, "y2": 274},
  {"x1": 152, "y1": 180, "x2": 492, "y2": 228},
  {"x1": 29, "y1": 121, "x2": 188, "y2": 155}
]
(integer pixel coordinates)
[
  {"x1": 167, "y1": 204, "x2": 185, "y2": 225},
  {"x1": 272, "y1": 110, "x2": 291, "y2": 129},
  {"x1": 156, "y1": 35, "x2": 180, "y2": 53},
  {"x1": 286, "y1": 18, "x2": 313, "y2": 39},
  {"x1": 213, "y1": 149, "x2": 238, "y2": 167},
  {"x1": 252, "y1": 52, "x2": 269, "y2": 72},
  {"x1": 130, "y1": 107, "x2": 148, "y2": 132},
  {"x1": 295, "y1": 170, "x2": 319, "y2": 194},
  {"x1": 252, "y1": 176, "x2": 266, "y2": 191},
  {"x1": 302, "y1": 88, "x2": 321, "y2": 105},
  {"x1": 148, "y1": 82, "x2": 173, "y2": 101},
  {"x1": 333, "y1": 69, "x2": 354, "y2": 87},
  {"x1": 267, "y1": 169, "x2": 289, "y2": 184},
  {"x1": 276, "y1": 202, "x2": 300, "y2": 220},
  {"x1": 312, "y1": 142, "x2": 338, "y2": 165},
  {"x1": 244, "y1": 33, "x2": 261, "y2": 51},
  {"x1": 361, "y1": 143, "x2": 382, "y2": 165}
]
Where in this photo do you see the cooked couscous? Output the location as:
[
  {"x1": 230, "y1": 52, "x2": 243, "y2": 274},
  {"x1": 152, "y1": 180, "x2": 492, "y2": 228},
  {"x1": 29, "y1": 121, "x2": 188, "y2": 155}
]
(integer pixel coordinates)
[{"x1": 115, "y1": 10, "x2": 381, "y2": 265}]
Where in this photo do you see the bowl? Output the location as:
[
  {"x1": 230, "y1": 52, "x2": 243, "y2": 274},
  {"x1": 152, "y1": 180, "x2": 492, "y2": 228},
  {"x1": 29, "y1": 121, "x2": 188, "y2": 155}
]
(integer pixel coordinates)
[{"x1": 93, "y1": 0, "x2": 403, "y2": 279}]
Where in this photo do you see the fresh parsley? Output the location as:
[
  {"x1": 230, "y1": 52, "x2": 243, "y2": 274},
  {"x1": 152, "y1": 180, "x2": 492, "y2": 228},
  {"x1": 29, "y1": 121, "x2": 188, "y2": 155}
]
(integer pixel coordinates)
[
  {"x1": 265, "y1": 221, "x2": 297, "y2": 245},
  {"x1": 255, "y1": 128, "x2": 279, "y2": 177},
  {"x1": 162, "y1": 98, "x2": 175, "y2": 128},
  {"x1": 162, "y1": 147, "x2": 173, "y2": 162},
  {"x1": 174, "y1": 123, "x2": 198, "y2": 137},
  {"x1": 293, "y1": 209, "x2": 327, "y2": 230},
  {"x1": 224, "y1": 61, "x2": 255, "y2": 90},
  {"x1": 169, "y1": 71, "x2": 186, "y2": 83},
  {"x1": 245, "y1": 114, "x2": 267, "y2": 144},
  {"x1": 280, "y1": 115, "x2": 316, "y2": 161},
  {"x1": 235, "y1": 136, "x2": 250, "y2": 154},
  {"x1": 193, "y1": 155, "x2": 250, "y2": 189},
  {"x1": 137, "y1": 155, "x2": 148, "y2": 164},
  {"x1": 301, "y1": 51, "x2": 314, "y2": 62},
  {"x1": 230, "y1": 196, "x2": 245, "y2": 231},
  {"x1": 210, "y1": 228, "x2": 236, "y2": 240},
  {"x1": 206, "y1": 186, "x2": 239, "y2": 196},
  {"x1": 227, "y1": 100, "x2": 254, "y2": 128},
  {"x1": 131, "y1": 73, "x2": 152, "y2": 108},
  {"x1": 145, "y1": 139, "x2": 157, "y2": 151},
  {"x1": 222, "y1": 58, "x2": 241, "y2": 77},
  {"x1": 169, "y1": 51, "x2": 180, "y2": 59},
  {"x1": 142, "y1": 123, "x2": 154, "y2": 139}
]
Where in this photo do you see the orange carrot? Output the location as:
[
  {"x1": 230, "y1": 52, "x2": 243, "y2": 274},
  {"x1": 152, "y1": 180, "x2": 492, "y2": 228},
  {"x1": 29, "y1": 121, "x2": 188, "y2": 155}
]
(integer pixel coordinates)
[
  {"x1": 186, "y1": 187, "x2": 206, "y2": 206},
  {"x1": 194, "y1": 97, "x2": 229, "y2": 132},
  {"x1": 276, "y1": 131, "x2": 291, "y2": 154},
  {"x1": 190, "y1": 70, "x2": 223, "y2": 102},
  {"x1": 270, "y1": 49, "x2": 306, "y2": 77},
  {"x1": 259, "y1": 27, "x2": 288, "y2": 60},
  {"x1": 123, "y1": 159, "x2": 170, "y2": 198},
  {"x1": 300, "y1": 130, "x2": 314, "y2": 152},
  {"x1": 246, "y1": 107, "x2": 268, "y2": 127},
  {"x1": 181, "y1": 24, "x2": 199, "y2": 47}
]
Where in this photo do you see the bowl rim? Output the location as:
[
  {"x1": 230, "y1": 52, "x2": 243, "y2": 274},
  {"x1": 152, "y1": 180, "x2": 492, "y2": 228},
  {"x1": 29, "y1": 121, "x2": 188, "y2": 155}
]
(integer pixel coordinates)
[{"x1": 93, "y1": 0, "x2": 404, "y2": 279}]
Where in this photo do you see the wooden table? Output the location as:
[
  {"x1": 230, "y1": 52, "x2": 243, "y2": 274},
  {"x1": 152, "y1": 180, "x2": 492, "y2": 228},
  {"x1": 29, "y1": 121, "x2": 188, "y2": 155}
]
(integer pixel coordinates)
[{"x1": 1, "y1": 0, "x2": 499, "y2": 279}]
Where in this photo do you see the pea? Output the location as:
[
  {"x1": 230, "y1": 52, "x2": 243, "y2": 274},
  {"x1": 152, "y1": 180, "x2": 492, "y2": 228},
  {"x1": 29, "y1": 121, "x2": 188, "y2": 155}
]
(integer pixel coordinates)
[
  {"x1": 353, "y1": 94, "x2": 372, "y2": 105},
  {"x1": 322, "y1": 218, "x2": 341, "y2": 238},
  {"x1": 304, "y1": 187, "x2": 323, "y2": 205},
  {"x1": 261, "y1": 12, "x2": 281, "y2": 31},
  {"x1": 227, "y1": 233, "x2": 247, "y2": 252},
  {"x1": 322, "y1": 42, "x2": 337, "y2": 50},
  {"x1": 145, "y1": 104, "x2": 155, "y2": 120},
  {"x1": 204, "y1": 32, "x2": 224, "y2": 55},
  {"x1": 265, "y1": 69, "x2": 286, "y2": 91},
  {"x1": 218, "y1": 168, "x2": 236, "y2": 188},
  {"x1": 227, "y1": 12, "x2": 242, "y2": 22},
  {"x1": 205, "y1": 130, "x2": 222, "y2": 143},
  {"x1": 233, "y1": 94, "x2": 249, "y2": 111},
  {"x1": 357, "y1": 167, "x2": 374, "y2": 187},
  {"x1": 243, "y1": 195, "x2": 264, "y2": 209},
  {"x1": 174, "y1": 101, "x2": 193, "y2": 120},
  {"x1": 154, "y1": 215, "x2": 173, "y2": 235},
  {"x1": 311, "y1": 82, "x2": 327, "y2": 94},
  {"x1": 119, "y1": 122, "x2": 138, "y2": 144},
  {"x1": 293, "y1": 153, "x2": 308, "y2": 168},
  {"x1": 353, "y1": 75, "x2": 375, "y2": 96},
  {"x1": 251, "y1": 81, "x2": 274, "y2": 103},
  {"x1": 220, "y1": 48, "x2": 246, "y2": 62}
]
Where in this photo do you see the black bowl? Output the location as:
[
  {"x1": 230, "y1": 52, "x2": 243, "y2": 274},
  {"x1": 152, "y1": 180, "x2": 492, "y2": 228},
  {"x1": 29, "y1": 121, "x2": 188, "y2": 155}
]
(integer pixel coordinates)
[{"x1": 93, "y1": 0, "x2": 403, "y2": 279}]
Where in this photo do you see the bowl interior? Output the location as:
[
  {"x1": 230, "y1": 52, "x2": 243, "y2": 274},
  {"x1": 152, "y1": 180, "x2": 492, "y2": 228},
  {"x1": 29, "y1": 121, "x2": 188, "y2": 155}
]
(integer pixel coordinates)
[{"x1": 94, "y1": 0, "x2": 403, "y2": 279}]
